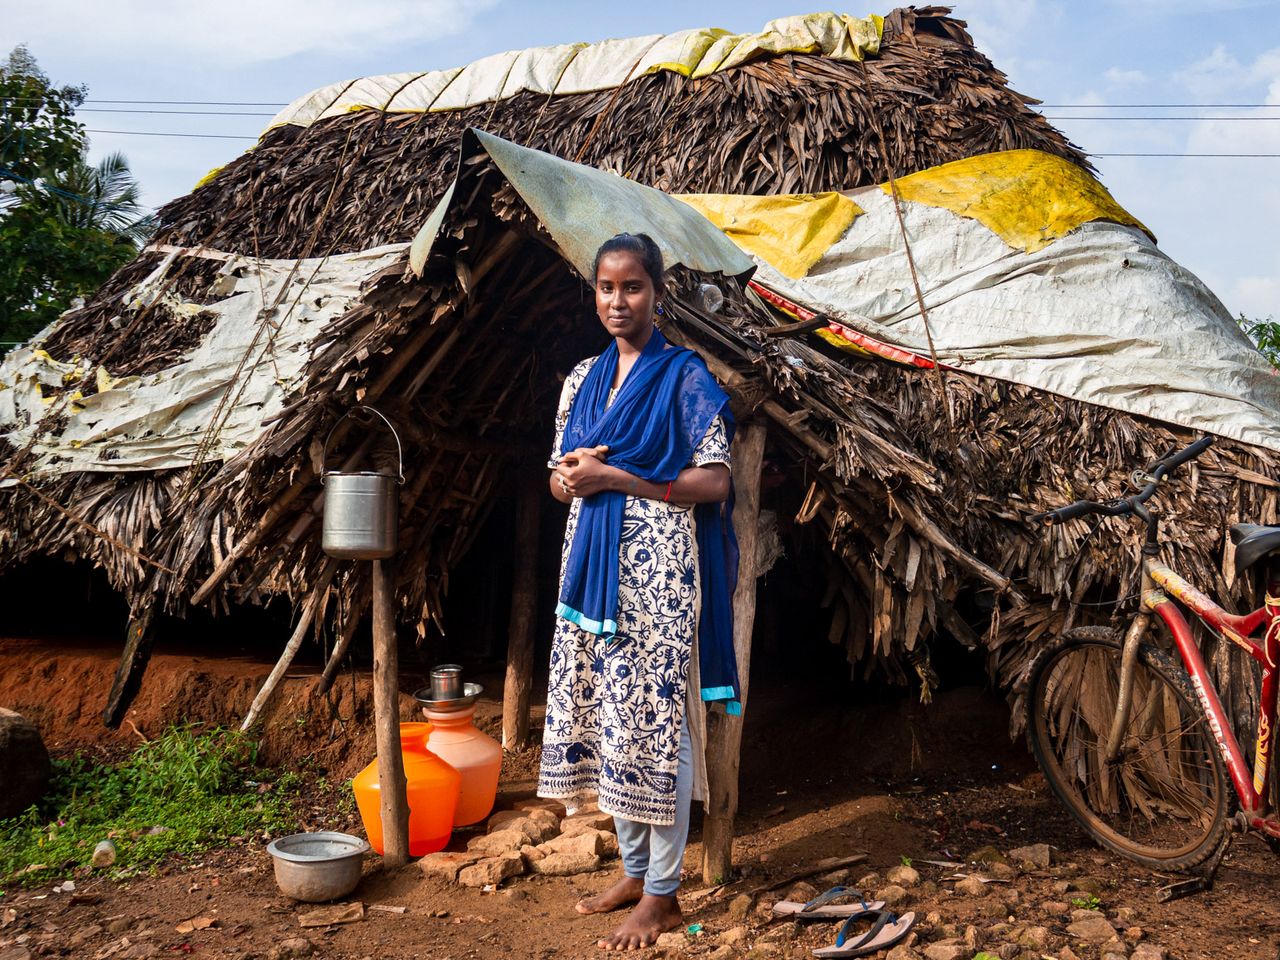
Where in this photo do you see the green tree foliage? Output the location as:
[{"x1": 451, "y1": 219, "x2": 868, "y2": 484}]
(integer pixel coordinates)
[
  {"x1": 1239, "y1": 314, "x2": 1280, "y2": 369},
  {"x1": 1, "y1": 47, "x2": 151, "y2": 349},
  {"x1": 0, "y1": 44, "x2": 86, "y2": 181}
]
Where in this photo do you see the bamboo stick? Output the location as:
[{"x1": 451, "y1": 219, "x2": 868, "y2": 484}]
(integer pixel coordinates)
[
  {"x1": 240, "y1": 557, "x2": 339, "y2": 731},
  {"x1": 319, "y1": 578, "x2": 371, "y2": 695},
  {"x1": 190, "y1": 468, "x2": 315, "y2": 606}
]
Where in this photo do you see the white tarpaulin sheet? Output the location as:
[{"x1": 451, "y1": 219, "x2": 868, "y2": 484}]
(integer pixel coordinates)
[
  {"x1": 0, "y1": 244, "x2": 407, "y2": 477},
  {"x1": 263, "y1": 13, "x2": 882, "y2": 133},
  {"x1": 753, "y1": 186, "x2": 1280, "y2": 452}
]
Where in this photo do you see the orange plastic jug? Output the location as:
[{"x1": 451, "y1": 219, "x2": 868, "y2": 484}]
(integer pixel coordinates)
[
  {"x1": 423, "y1": 704, "x2": 502, "y2": 826},
  {"x1": 352, "y1": 724, "x2": 461, "y2": 857}
]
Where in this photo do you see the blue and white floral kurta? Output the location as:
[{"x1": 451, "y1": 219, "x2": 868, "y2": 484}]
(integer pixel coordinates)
[{"x1": 537, "y1": 356, "x2": 731, "y2": 826}]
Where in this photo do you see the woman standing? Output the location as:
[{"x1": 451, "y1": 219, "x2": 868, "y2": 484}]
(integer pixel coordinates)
[{"x1": 539, "y1": 234, "x2": 742, "y2": 950}]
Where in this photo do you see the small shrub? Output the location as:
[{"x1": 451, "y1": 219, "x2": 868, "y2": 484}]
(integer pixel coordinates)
[{"x1": 0, "y1": 725, "x2": 300, "y2": 885}]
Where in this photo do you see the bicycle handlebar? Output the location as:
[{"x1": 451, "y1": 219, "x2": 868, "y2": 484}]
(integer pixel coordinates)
[
  {"x1": 1029, "y1": 436, "x2": 1214, "y2": 527},
  {"x1": 1151, "y1": 435, "x2": 1214, "y2": 476}
]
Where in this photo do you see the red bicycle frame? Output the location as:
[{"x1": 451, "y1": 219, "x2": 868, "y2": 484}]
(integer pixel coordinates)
[{"x1": 1134, "y1": 559, "x2": 1280, "y2": 837}]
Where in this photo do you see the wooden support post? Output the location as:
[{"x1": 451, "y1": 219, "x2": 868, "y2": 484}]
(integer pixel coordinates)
[
  {"x1": 371, "y1": 557, "x2": 410, "y2": 867},
  {"x1": 502, "y1": 470, "x2": 542, "y2": 751},
  {"x1": 240, "y1": 558, "x2": 339, "y2": 732},
  {"x1": 102, "y1": 603, "x2": 156, "y2": 728},
  {"x1": 318, "y1": 580, "x2": 371, "y2": 696},
  {"x1": 702, "y1": 422, "x2": 767, "y2": 884}
]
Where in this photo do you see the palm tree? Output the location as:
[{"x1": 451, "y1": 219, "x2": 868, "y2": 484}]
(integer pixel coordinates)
[{"x1": 24, "y1": 151, "x2": 154, "y2": 243}]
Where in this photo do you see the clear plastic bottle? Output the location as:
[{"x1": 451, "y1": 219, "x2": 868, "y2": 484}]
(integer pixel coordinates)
[
  {"x1": 351, "y1": 723, "x2": 461, "y2": 856},
  {"x1": 422, "y1": 705, "x2": 502, "y2": 826}
]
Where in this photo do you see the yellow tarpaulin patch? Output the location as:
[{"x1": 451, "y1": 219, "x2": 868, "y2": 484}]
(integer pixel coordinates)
[
  {"x1": 676, "y1": 192, "x2": 862, "y2": 278},
  {"x1": 884, "y1": 149, "x2": 1153, "y2": 253}
]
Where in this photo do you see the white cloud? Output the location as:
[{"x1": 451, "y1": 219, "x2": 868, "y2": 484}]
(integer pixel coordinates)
[
  {"x1": 1176, "y1": 43, "x2": 1280, "y2": 100},
  {"x1": 6, "y1": 0, "x2": 500, "y2": 66},
  {"x1": 1104, "y1": 66, "x2": 1148, "y2": 87},
  {"x1": 958, "y1": 0, "x2": 1065, "y2": 84}
]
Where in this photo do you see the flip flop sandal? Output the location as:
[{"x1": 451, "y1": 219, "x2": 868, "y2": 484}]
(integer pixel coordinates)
[
  {"x1": 772, "y1": 886, "x2": 886, "y2": 920},
  {"x1": 811, "y1": 910, "x2": 916, "y2": 958}
]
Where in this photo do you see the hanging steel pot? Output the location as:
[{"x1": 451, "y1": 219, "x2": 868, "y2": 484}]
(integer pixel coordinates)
[{"x1": 321, "y1": 406, "x2": 404, "y2": 560}]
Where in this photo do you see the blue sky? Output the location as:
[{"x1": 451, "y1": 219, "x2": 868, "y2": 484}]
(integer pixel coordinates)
[{"x1": 6, "y1": 0, "x2": 1279, "y2": 318}]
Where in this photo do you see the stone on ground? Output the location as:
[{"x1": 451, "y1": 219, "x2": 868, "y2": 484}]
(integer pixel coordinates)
[
  {"x1": 466, "y1": 829, "x2": 527, "y2": 856},
  {"x1": 886, "y1": 864, "x2": 921, "y2": 887},
  {"x1": 719, "y1": 925, "x2": 749, "y2": 946},
  {"x1": 1130, "y1": 945, "x2": 1166, "y2": 960},
  {"x1": 1007, "y1": 843, "x2": 1052, "y2": 869},
  {"x1": 513, "y1": 798, "x2": 567, "y2": 818},
  {"x1": 559, "y1": 811, "x2": 615, "y2": 835},
  {"x1": 1066, "y1": 914, "x2": 1117, "y2": 943},
  {"x1": 0, "y1": 709, "x2": 52, "y2": 819},
  {"x1": 529, "y1": 851, "x2": 602, "y2": 876},
  {"x1": 876, "y1": 884, "x2": 910, "y2": 906},
  {"x1": 954, "y1": 876, "x2": 989, "y2": 898},
  {"x1": 784, "y1": 881, "x2": 819, "y2": 903},
  {"x1": 269, "y1": 939, "x2": 314, "y2": 959},
  {"x1": 922, "y1": 942, "x2": 966, "y2": 960},
  {"x1": 727, "y1": 893, "x2": 754, "y2": 922},
  {"x1": 539, "y1": 830, "x2": 605, "y2": 857},
  {"x1": 458, "y1": 851, "x2": 524, "y2": 887},
  {"x1": 419, "y1": 850, "x2": 484, "y2": 882}
]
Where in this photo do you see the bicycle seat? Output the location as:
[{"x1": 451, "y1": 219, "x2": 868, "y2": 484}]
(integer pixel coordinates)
[{"x1": 1229, "y1": 523, "x2": 1280, "y2": 576}]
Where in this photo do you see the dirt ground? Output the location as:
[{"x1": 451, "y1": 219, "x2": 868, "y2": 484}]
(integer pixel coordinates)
[{"x1": 1, "y1": 636, "x2": 1279, "y2": 960}]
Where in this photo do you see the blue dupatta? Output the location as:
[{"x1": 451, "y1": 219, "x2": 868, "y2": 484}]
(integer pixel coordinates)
[{"x1": 556, "y1": 329, "x2": 742, "y2": 714}]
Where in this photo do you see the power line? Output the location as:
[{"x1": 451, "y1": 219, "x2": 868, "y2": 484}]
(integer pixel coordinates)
[
  {"x1": 85, "y1": 128, "x2": 257, "y2": 140},
  {"x1": 78, "y1": 108, "x2": 276, "y2": 117},
  {"x1": 1094, "y1": 152, "x2": 1280, "y2": 157},
  {"x1": 1, "y1": 96, "x2": 287, "y2": 107},
  {"x1": 1047, "y1": 115, "x2": 1280, "y2": 121},
  {"x1": 1038, "y1": 103, "x2": 1279, "y2": 109}
]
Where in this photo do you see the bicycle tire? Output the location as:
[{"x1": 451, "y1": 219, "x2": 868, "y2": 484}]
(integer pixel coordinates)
[{"x1": 1026, "y1": 626, "x2": 1232, "y2": 871}]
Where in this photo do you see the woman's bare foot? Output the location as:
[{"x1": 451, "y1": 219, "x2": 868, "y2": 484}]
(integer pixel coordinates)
[
  {"x1": 597, "y1": 893, "x2": 683, "y2": 950},
  {"x1": 576, "y1": 875, "x2": 644, "y2": 916}
]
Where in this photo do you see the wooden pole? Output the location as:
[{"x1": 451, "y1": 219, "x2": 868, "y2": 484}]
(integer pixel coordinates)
[
  {"x1": 239, "y1": 558, "x2": 339, "y2": 732},
  {"x1": 372, "y1": 557, "x2": 410, "y2": 867},
  {"x1": 702, "y1": 422, "x2": 767, "y2": 884},
  {"x1": 102, "y1": 603, "x2": 156, "y2": 728},
  {"x1": 502, "y1": 469, "x2": 543, "y2": 751}
]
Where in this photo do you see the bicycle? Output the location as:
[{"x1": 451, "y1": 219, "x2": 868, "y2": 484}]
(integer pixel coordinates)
[{"x1": 1024, "y1": 435, "x2": 1280, "y2": 898}]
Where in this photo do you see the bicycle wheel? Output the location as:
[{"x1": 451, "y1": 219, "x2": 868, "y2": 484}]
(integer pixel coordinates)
[{"x1": 1026, "y1": 626, "x2": 1231, "y2": 871}]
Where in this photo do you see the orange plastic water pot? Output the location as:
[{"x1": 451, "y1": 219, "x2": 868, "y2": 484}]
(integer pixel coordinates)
[
  {"x1": 351, "y1": 723, "x2": 460, "y2": 857},
  {"x1": 415, "y1": 665, "x2": 502, "y2": 827},
  {"x1": 422, "y1": 703, "x2": 501, "y2": 826}
]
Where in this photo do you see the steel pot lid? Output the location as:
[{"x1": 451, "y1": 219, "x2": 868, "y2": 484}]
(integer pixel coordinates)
[{"x1": 413, "y1": 681, "x2": 483, "y2": 712}]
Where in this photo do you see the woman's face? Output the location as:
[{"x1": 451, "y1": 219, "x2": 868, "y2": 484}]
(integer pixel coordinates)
[{"x1": 595, "y1": 251, "x2": 658, "y2": 347}]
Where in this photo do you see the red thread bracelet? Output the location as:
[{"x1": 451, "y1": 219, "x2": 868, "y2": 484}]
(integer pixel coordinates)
[{"x1": 663, "y1": 481, "x2": 673, "y2": 502}]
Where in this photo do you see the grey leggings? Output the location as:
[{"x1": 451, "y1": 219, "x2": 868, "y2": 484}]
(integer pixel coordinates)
[{"x1": 613, "y1": 710, "x2": 693, "y2": 897}]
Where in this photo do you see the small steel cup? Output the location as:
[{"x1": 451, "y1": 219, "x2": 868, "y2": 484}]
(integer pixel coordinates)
[{"x1": 430, "y1": 664, "x2": 464, "y2": 701}]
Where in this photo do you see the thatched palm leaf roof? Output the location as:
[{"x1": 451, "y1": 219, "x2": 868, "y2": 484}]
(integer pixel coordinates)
[{"x1": 1, "y1": 8, "x2": 1274, "y2": 761}]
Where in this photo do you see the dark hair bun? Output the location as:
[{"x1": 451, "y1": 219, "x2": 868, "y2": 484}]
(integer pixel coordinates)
[{"x1": 593, "y1": 233, "x2": 664, "y2": 289}]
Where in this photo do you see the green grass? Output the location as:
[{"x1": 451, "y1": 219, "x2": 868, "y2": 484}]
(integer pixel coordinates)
[
  {"x1": 1071, "y1": 894, "x2": 1103, "y2": 911},
  {"x1": 0, "y1": 725, "x2": 303, "y2": 887}
]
